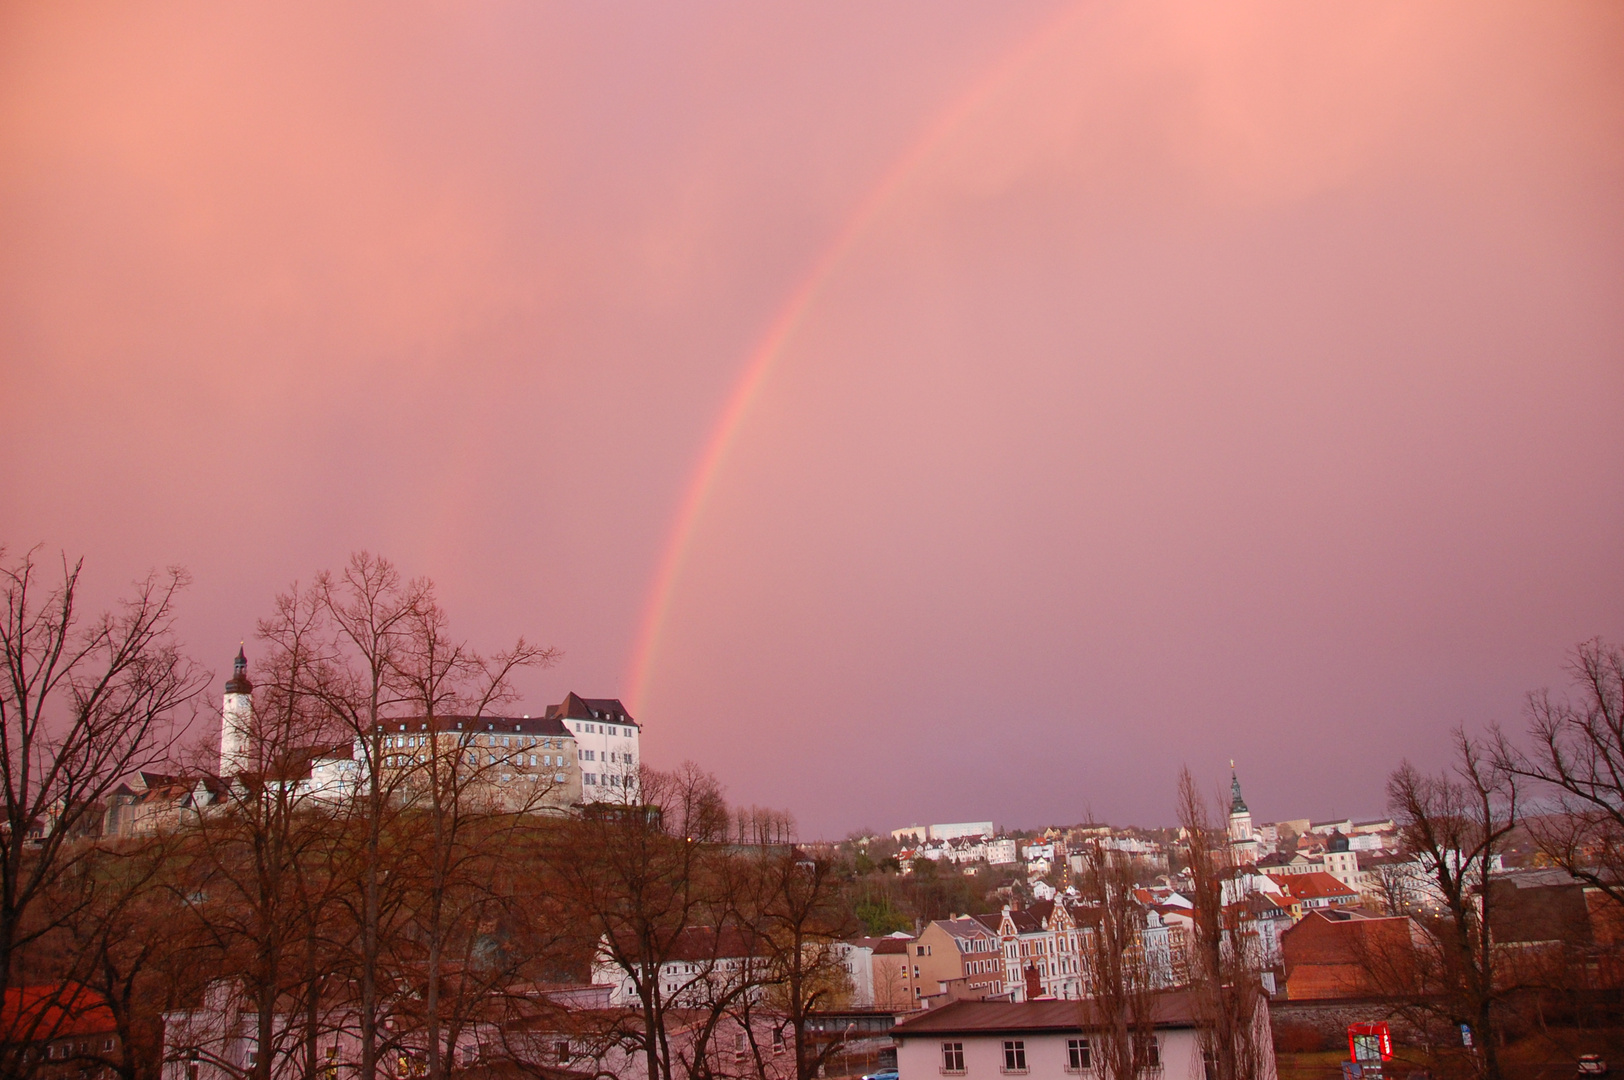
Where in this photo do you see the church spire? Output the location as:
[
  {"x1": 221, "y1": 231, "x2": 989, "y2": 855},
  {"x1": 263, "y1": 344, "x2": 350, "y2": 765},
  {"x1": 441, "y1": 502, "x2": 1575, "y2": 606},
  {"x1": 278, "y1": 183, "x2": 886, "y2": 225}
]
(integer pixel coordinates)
[{"x1": 1229, "y1": 761, "x2": 1248, "y2": 815}]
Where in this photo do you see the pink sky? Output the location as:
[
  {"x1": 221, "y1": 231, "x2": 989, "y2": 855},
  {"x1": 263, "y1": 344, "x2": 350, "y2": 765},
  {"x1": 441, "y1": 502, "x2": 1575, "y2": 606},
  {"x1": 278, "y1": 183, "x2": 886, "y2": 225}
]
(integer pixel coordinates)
[{"x1": 3, "y1": 3, "x2": 1621, "y2": 837}]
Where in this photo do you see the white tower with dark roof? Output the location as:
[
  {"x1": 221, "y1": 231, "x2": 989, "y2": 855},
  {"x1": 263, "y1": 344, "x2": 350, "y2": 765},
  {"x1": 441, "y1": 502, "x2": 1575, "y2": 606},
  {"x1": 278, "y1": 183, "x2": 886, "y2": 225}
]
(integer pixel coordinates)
[{"x1": 219, "y1": 645, "x2": 254, "y2": 777}]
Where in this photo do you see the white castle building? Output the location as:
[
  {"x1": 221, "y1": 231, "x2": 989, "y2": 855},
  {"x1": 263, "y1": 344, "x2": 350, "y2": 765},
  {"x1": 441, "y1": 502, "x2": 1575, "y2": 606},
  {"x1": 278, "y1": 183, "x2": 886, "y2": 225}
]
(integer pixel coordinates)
[{"x1": 212, "y1": 649, "x2": 638, "y2": 811}]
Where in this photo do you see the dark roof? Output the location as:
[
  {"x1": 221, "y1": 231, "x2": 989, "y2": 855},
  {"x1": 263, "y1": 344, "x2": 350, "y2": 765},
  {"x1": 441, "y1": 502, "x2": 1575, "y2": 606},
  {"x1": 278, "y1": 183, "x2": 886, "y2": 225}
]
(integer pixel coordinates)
[
  {"x1": 224, "y1": 646, "x2": 253, "y2": 696},
  {"x1": 974, "y1": 909, "x2": 1044, "y2": 935},
  {"x1": 850, "y1": 936, "x2": 913, "y2": 954},
  {"x1": 892, "y1": 992, "x2": 1202, "y2": 1038},
  {"x1": 546, "y1": 692, "x2": 638, "y2": 727},
  {"x1": 936, "y1": 916, "x2": 998, "y2": 941},
  {"x1": 371, "y1": 715, "x2": 571, "y2": 738}
]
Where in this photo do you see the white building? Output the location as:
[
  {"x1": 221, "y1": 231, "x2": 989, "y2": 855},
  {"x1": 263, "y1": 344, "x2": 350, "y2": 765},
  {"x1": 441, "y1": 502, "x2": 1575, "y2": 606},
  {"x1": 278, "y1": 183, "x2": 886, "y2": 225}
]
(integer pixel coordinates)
[
  {"x1": 188, "y1": 649, "x2": 633, "y2": 820},
  {"x1": 984, "y1": 837, "x2": 1018, "y2": 865},
  {"x1": 592, "y1": 926, "x2": 770, "y2": 1008},
  {"x1": 932, "y1": 822, "x2": 995, "y2": 842},
  {"x1": 892, "y1": 994, "x2": 1276, "y2": 1080},
  {"x1": 549, "y1": 692, "x2": 641, "y2": 803}
]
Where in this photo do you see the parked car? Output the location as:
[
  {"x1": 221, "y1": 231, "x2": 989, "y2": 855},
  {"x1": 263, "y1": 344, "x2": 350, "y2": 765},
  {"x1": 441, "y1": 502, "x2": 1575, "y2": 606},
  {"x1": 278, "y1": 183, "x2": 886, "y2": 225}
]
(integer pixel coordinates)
[
  {"x1": 862, "y1": 1070, "x2": 899, "y2": 1080},
  {"x1": 1577, "y1": 1054, "x2": 1608, "y2": 1076}
]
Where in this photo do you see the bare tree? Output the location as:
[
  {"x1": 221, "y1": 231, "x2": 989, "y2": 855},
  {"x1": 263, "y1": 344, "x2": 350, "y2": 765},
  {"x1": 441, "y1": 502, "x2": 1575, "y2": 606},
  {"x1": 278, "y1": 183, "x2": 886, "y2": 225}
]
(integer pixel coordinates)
[
  {"x1": 1389, "y1": 730, "x2": 1520, "y2": 1080},
  {"x1": 1073, "y1": 839, "x2": 1156, "y2": 1080},
  {"x1": 47, "y1": 830, "x2": 187, "y2": 1080},
  {"x1": 294, "y1": 554, "x2": 430, "y2": 1080},
  {"x1": 1176, "y1": 768, "x2": 1266, "y2": 1080},
  {"x1": 746, "y1": 850, "x2": 854, "y2": 1080},
  {"x1": 547, "y1": 762, "x2": 730, "y2": 1080},
  {"x1": 1497, "y1": 640, "x2": 1624, "y2": 905},
  {"x1": 387, "y1": 596, "x2": 556, "y2": 1080},
  {"x1": 174, "y1": 600, "x2": 350, "y2": 1080},
  {"x1": 0, "y1": 548, "x2": 206, "y2": 1076}
]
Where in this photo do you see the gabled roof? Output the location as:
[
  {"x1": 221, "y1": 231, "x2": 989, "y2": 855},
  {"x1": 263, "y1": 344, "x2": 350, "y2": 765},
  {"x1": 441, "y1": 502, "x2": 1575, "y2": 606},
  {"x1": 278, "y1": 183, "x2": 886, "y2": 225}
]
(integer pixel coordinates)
[
  {"x1": 934, "y1": 916, "x2": 998, "y2": 942},
  {"x1": 546, "y1": 693, "x2": 638, "y2": 727}
]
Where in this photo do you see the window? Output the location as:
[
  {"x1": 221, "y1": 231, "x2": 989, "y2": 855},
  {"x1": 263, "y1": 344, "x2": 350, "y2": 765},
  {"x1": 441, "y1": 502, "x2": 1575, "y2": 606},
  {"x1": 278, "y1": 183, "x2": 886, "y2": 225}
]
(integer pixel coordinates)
[
  {"x1": 1134, "y1": 1036, "x2": 1159, "y2": 1069},
  {"x1": 941, "y1": 1042, "x2": 965, "y2": 1074},
  {"x1": 556, "y1": 1042, "x2": 571, "y2": 1064},
  {"x1": 1066, "y1": 1039, "x2": 1091, "y2": 1071},
  {"x1": 1002, "y1": 1040, "x2": 1027, "y2": 1073}
]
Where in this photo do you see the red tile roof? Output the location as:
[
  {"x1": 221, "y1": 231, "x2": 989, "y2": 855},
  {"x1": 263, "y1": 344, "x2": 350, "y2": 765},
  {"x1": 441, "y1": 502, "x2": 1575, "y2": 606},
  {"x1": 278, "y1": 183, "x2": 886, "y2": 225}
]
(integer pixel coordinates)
[
  {"x1": 1, "y1": 984, "x2": 116, "y2": 1044},
  {"x1": 1268, "y1": 872, "x2": 1357, "y2": 901}
]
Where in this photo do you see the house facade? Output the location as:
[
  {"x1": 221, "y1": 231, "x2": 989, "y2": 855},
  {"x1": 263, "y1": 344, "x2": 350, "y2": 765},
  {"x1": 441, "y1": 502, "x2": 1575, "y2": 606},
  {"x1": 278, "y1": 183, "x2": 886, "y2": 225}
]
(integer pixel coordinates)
[{"x1": 892, "y1": 994, "x2": 1277, "y2": 1080}]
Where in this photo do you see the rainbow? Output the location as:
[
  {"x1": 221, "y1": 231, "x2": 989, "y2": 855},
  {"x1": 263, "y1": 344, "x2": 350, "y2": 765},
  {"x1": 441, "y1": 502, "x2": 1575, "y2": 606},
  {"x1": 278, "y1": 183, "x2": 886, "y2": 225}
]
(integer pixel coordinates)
[{"x1": 624, "y1": 3, "x2": 1085, "y2": 714}]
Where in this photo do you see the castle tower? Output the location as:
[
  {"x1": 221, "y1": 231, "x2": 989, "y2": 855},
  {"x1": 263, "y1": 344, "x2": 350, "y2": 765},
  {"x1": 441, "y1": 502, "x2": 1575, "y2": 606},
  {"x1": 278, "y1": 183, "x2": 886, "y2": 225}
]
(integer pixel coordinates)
[{"x1": 219, "y1": 645, "x2": 254, "y2": 777}]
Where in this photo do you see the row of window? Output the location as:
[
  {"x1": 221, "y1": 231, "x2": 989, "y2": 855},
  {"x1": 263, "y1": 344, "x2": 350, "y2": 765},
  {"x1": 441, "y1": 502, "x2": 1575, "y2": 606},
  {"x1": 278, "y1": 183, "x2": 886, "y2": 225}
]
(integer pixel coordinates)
[
  {"x1": 578, "y1": 720, "x2": 632, "y2": 736},
  {"x1": 385, "y1": 733, "x2": 569, "y2": 750},
  {"x1": 583, "y1": 773, "x2": 629, "y2": 787},
  {"x1": 939, "y1": 1038, "x2": 1157, "y2": 1074},
  {"x1": 37, "y1": 1037, "x2": 117, "y2": 1059},
  {"x1": 579, "y1": 749, "x2": 635, "y2": 764}
]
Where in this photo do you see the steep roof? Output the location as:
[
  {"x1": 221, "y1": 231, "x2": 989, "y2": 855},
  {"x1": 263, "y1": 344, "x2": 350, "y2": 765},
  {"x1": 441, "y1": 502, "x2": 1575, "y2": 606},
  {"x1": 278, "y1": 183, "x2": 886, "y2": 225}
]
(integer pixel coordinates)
[
  {"x1": 546, "y1": 693, "x2": 638, "y2": 727},
  {"x1": 935, "y1": 916, "x2": 998, "y2": 942}
]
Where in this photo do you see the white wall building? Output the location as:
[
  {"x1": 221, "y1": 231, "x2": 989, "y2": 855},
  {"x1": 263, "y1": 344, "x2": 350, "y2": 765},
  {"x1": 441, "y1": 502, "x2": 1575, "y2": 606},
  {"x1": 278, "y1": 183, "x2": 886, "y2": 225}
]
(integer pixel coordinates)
[
  {"x1": 892, "y1": 995, "x2": 1276, "y2": 1080},
  {"x1": 550, "y1": 692, "x2": 641, "y2": 804}
]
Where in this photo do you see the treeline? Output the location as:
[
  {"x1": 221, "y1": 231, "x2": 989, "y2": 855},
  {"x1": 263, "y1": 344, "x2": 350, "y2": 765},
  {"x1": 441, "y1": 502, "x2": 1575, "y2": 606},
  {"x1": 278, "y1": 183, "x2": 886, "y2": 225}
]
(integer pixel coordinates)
[{"x1": 0, "y1": 550, "x2": 852, "y2": 1080}]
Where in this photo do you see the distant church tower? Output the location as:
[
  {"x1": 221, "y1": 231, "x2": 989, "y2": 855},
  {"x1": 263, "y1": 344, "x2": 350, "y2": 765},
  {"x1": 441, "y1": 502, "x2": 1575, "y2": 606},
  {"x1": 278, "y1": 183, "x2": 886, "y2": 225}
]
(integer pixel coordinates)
[
  {"x1": 219, "y1": 645, "x2": 254, "y2": 777},
  {"x1": 1227, "y1": 762, "x2": 1260, "y2": 864}
]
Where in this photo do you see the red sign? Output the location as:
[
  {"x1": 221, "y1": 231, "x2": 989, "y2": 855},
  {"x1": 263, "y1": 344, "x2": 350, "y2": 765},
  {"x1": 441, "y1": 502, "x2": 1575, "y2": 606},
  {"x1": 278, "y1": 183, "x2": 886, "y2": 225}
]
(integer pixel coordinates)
[{"x1": 1348, "y1": 1022, "x2": 1393, "y2": 1063}]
